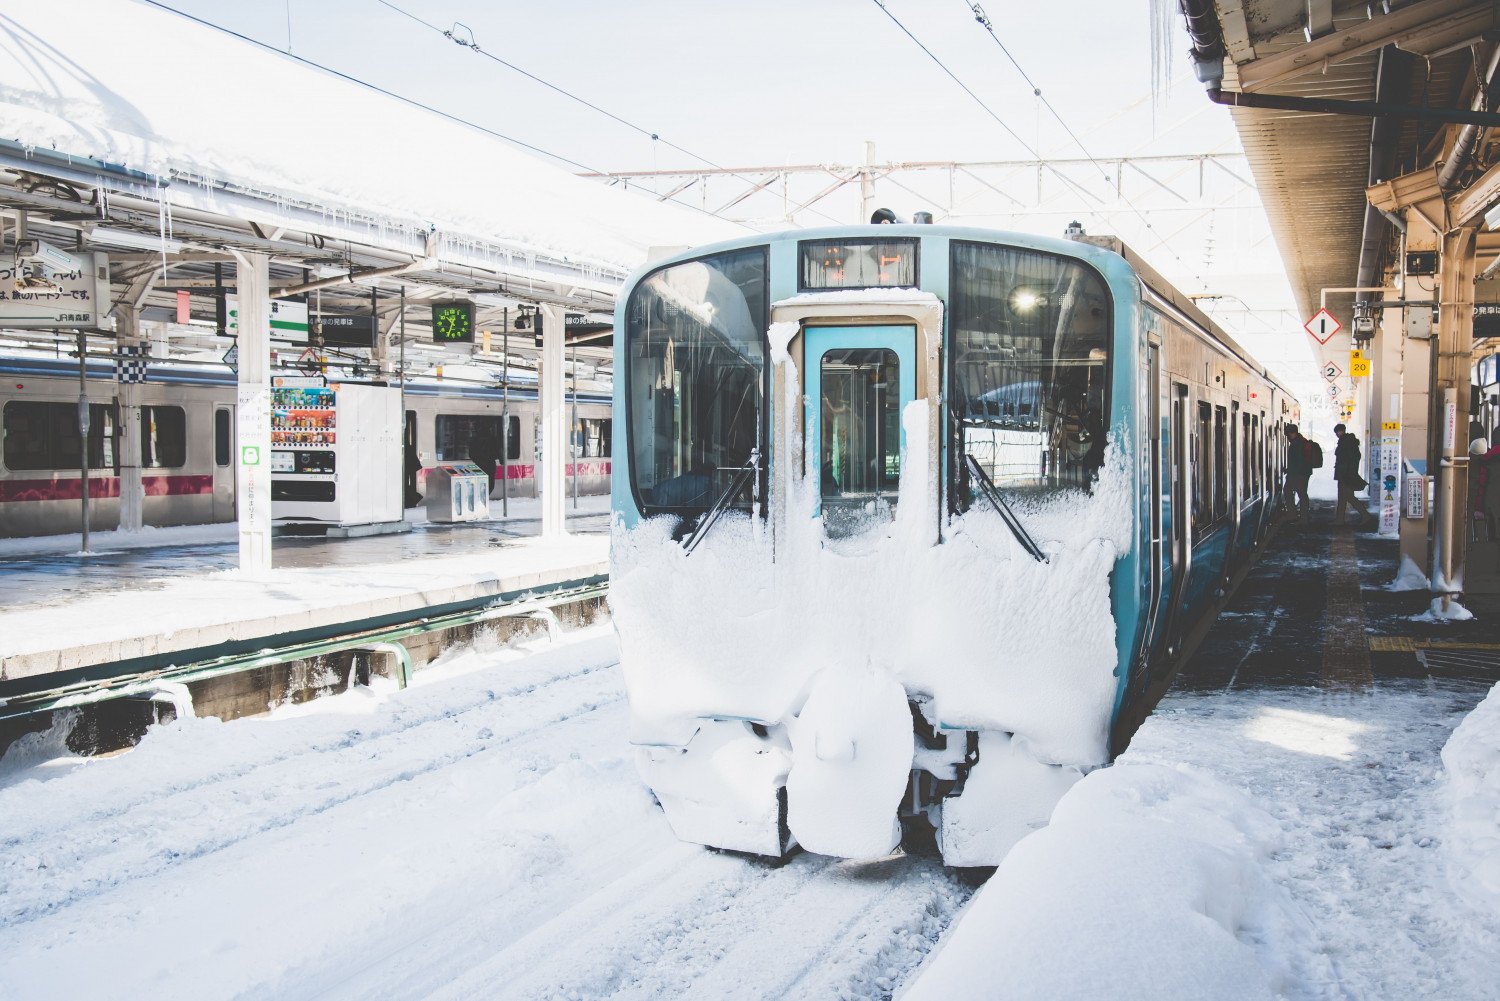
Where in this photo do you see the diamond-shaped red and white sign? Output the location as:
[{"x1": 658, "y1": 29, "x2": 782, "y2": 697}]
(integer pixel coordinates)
[
  {"x1": 1322, "y1": 360, "x2": 1343, "y2": 383},
  {"x1": 1305, "y1": 308, "x2": 1341, "y2": 344}
]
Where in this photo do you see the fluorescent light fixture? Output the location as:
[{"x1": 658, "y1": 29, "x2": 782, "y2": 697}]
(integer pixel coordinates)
[{"x1": 87, "y1": 226, "x2": 186, "y2": 254}]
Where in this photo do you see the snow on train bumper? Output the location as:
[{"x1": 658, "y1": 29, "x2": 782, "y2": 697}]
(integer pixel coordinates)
[
  {"x1": 938, "y1": 730, "x2": 1084, "y2": 867},
  {"x1": 637, "y1": 720, "x2": 794, "y2": 858}
]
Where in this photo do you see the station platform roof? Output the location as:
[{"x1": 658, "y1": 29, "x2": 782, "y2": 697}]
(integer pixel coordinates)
[
  {"x1": 0, "y1": 0, "x2": 744, "y2": 372},
  {"x1": 1188, "y1": 0, "x2": 1500, "y2": 323}
]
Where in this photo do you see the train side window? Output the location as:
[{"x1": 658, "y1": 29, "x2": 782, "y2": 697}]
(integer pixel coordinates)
[
  {"x1": 506, "y1": 415, "x2": 521, "y2": 461},
  {"x1": 1241, "y1": 412, "x2": 1251, "y2": 501},
  {"x1": 214, "y1": 409, "x2": 232, "y2": 467},
  {"x1": 2, "y1": 400, "x2": 116, "y2": 471},
  {"x1": 1213, "y1": 405, "x2": 1228, "y2": 520},
  {"x1": 1194, "y1": 402, "x2": 1212, "y2": 534},
  {"x1": 436, "y1": 413, "x2": 504, "y2": 464},
  {"x1": 575, "y1": 417, "x2": 612, "y2": 459},
  {"x1": 141, "y1": 405, "x2": 186, "y2": 468}
]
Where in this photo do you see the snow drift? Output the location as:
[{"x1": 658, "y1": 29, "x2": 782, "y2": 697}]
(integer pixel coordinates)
[
  {"x1": 901, "y1": 763, "x2": 1328, "y2": 1001},
  {"x1": 1442, "y1": 680, "x2": 1500, "y2": 914}
]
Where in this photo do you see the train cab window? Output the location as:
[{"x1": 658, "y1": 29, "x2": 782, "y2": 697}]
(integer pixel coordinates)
[
  {"x1": 2, "y1": 400, "x2": 117, "y2": 471},
  {"x1": 1213, "y1": 406, "x2": 1228, "y2": 520},
  {"x1": 140, "y1": 406, "x2": 186, "y2": 468},
  {"x1": 625, "y1": 246, "x2": 768, "y2": 519},
  {"x1": 950, "y1": 241, "x2": 1111, "y2": 504}
]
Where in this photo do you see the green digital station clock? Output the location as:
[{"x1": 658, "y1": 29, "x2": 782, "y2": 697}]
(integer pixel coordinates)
[{"x1": 430, "y1": 301, "x2": 475, "y2": 343}]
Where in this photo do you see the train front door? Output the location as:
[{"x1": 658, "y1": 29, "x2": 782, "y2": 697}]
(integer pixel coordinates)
[
  {"x1": 804, "y1": 325, "x2": 917, "y2": 538},
  {"x1": 212, "y1": 404, "x2": 236, "y2": 521}
]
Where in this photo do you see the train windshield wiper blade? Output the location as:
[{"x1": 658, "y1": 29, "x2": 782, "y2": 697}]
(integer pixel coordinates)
[
  {"x1": 682, "y1": 450, "x2": 760, "y2": 556},
  {"x1": 963, "y1": 453, "x2": 1047, "y2": 563}
]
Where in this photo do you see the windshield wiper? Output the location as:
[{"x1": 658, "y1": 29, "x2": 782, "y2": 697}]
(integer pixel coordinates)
[
  {"x1": 683, "y1": 449, "x2": 760, "y2": 556},
  {"x1": 963, "y1": 453, "x2": 1047, "y2": 563}
]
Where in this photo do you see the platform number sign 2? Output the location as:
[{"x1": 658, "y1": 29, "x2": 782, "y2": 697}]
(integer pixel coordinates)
[
  {"x1": 431, "y1": 301, "x2": 475, "y2": 344},
  {"x1": 1305, "y1": 308, "x2": 1341, "y2": 345}
]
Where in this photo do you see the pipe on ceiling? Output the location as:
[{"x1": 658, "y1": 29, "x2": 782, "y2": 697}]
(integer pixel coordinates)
[
  {"x1": 1207, "y1": 87, "x2": 1500, "y2": 127},
  {"x1": 1437, "y1": 45, "x2": 1500, "y2": 192},
  {"x1": 1177, "y1": 0, "x2": 1226, "y2": 87}
]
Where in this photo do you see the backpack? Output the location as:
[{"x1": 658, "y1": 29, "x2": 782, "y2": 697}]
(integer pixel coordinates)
[{"x1": 1307, "y1": 440, "x2": 1324, "y2": 469}]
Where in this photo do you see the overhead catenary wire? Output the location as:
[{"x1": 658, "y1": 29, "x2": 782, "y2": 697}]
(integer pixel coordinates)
[
  {"x1": 963, "y1": 1, "x2": 1208, "y2": 287},
  {"x1": 867, "y1": 0, "x2": 1143, "y2": 228},
  {"x1": 372, "y1": 0, "x2": 849, "y2": 227},
  {"x1": 139, "y1": 0, "x2": 607, "y2": 175}
]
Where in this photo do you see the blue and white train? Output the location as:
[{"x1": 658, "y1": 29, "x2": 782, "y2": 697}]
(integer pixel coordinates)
[{"x1": 610, "y1": 223, "x2": 1298, "y2": 866}]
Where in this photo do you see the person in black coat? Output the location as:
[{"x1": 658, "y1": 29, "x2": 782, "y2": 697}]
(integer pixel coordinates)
[{"x1": 1333, "y1": 423, "x2": 1375, "y2": 529}]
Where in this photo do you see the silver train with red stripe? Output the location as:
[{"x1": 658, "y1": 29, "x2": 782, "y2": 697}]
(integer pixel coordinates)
[{"x1": 0, "y1": 354, "x2": 612, "y2": 538}]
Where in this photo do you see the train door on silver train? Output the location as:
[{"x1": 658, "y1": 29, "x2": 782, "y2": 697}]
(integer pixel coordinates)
[
  {"x1": 212, "y1": 405, "x2": 236, "y2": 521},
  {"x1": 1163, "y1": 383, "x2": 1192, "y2": 658},
  {"x1": 804, "y1": 325, "x2": 917, "y2": 538},
  {"x1": 1141, "y1": 342, "x2": 1165, "y2": 659}
]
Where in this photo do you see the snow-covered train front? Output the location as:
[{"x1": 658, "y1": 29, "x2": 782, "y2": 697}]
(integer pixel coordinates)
[{"x1": 611, "y1": 224, "x2": 1297, "y2": 865}]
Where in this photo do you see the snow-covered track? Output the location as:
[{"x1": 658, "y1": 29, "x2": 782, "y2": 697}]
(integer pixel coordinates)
[{"x1": 0, "y1": 628, "x2": 972, "y2": 1001}]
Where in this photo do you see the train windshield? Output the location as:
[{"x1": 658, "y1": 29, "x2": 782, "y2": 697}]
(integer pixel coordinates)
[
  {"x1": 625, "y1": 246, "x2": 768, "y2": 520},
  {"x1": 950, "y1": 241, "x2": 1111, "y2": 500}
]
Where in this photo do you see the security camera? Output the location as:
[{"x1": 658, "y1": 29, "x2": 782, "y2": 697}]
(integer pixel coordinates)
[{"x1": 15, "y1": 238, "x2": 84, "y2": 276}]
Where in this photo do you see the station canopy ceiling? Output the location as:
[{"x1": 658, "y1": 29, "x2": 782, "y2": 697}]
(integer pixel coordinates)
[
  {"x1": 1196, "y1": 0, "x2": 1498, "y2": 323},
  {"x1": 0, "y1": 0, "x2": 745, "y2": 371}
]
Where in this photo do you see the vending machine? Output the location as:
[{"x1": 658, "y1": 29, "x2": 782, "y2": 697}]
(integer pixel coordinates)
[{"x1": 270, "y1": 377, "x2": 402, "y2": 526}]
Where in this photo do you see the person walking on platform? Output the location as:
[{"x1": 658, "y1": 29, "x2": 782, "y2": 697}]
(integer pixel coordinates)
[
  {"x1": 1333, "y1": 423, "x2": 1374, "y2": 529},
  {"x1": 1283, "y1": 423, "x2": 1314, "y2": 521}
]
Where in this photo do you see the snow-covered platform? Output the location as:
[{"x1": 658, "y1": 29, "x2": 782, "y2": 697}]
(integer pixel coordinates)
[{"x1": 0, "y1": 523, "x2": 608, "y2": 695}]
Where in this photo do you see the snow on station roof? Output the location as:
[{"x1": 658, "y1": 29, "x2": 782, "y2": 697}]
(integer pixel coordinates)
[{"x1": 0, "y1": 0, "x2": 743, "y2": 332}]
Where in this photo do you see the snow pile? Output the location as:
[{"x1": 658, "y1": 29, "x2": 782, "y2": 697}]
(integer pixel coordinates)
[
  {"x1": 614, "y1": 444, "x2": 1131, "y2": 768},
  {"x1": 1412, "y1": 597, "x2": 1475, "y2": 623},
  {"x1": 1441, "y1": 681, "x2": 1500, "y2": 914},
  {"x1": 0, "y1": 0, "x2": 739, "y2": 270},
  {"x1": 1388, "y1": 556, "x2": 1430, "y2": 592},
  {"x1": 902, "y1": 764, "x2": 1325, "y2": 1001}
]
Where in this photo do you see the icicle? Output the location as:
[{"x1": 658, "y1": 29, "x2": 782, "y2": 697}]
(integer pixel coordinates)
[{"x1": 1148, "y1": 0, "x2": 1176, "y2": 118}]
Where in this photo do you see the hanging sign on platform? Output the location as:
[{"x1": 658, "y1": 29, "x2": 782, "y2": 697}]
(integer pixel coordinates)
[{"x1": 1306, "y1": 308, "x2": 1341, "y2": 345}]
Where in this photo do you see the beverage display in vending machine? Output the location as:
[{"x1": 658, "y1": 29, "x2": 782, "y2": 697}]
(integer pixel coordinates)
[{"x1": 270, "y1": 376, "x2": 402, "y2": 526}]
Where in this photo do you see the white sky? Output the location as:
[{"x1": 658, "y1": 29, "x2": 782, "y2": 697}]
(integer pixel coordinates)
[{"x1": 159, "y1": 0, "x2": 1315, "y2": 390}]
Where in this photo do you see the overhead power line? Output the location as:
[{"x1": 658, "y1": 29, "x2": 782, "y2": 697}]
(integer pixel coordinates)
[
  {"x1": 140, "y1": 0, "x2": 606, "y2": 174},
  {"x1": 371, "y1": 0, "x2": 848, "y2": 227},
  {"x1": 963, "y1": 1, "x2": 1207, "y2": 286}
]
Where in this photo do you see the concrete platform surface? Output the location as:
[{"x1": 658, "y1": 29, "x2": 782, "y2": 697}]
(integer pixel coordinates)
[
  {"x1": 0, "y1": 533, "x2": 608, "y2": 686},
  {"x1": 1178, "y1": 501, "x2": 1500, "y2": 693},
  {"x1": 0, "y1": 496, "x2": 609, "y2": 612}
]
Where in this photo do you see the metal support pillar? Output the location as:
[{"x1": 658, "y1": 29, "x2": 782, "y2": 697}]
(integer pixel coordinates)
[
  {"x1": 116, "y1": 306, "x2": 145, "y2": 533},
  {"x1": 539, "y1": 302, "x2": 568, "y2": 538},
  {"x1": 1434, "y1": 227, "x2": 1478, "y2": 600},
  {"x1": 76, "y1": 330, "x2": 90, "y2": 553},
  {"x1": 233, "y1": 251, "x2": 273, "y2": 574},
  {"x1": 1400, "y1": 310, "x2": 1434, "y2": 572}
]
